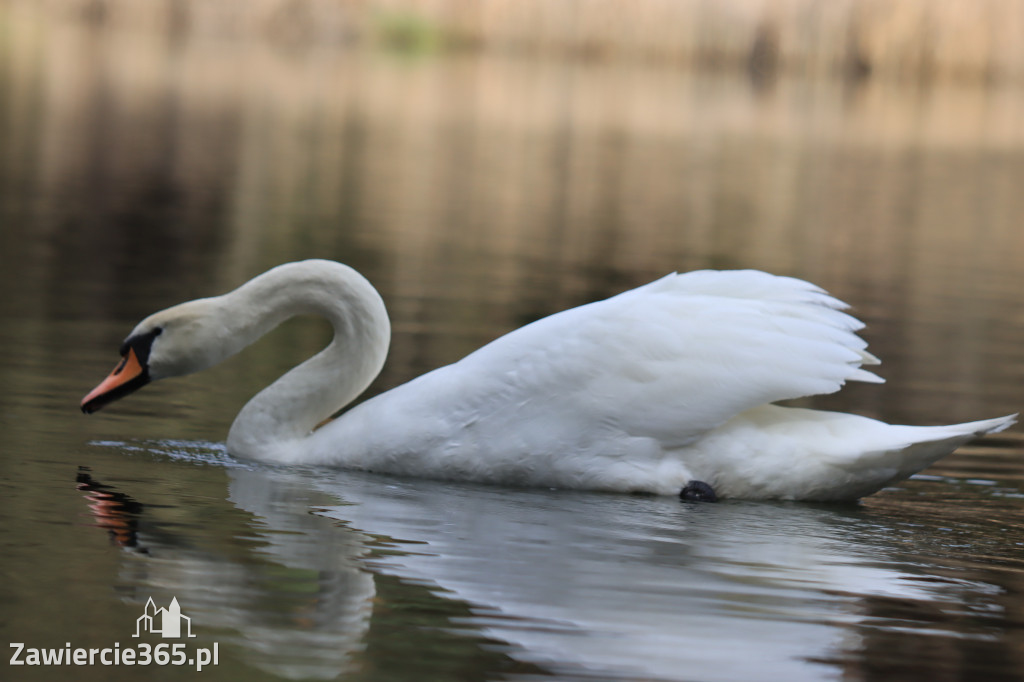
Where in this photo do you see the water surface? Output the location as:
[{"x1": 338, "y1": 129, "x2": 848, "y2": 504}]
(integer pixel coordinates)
[{"x1": 2, "y1": 12, "x2": 1024, "y2": 682}]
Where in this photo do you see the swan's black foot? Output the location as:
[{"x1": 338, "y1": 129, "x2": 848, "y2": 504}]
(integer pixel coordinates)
[{"x1": 680, "y1": 480, "x2": 718, "y2": 503}]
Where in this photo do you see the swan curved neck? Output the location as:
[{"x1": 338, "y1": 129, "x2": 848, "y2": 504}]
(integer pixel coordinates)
[{"x1": 223, "y1": 261, "x2": 390, "y2": 462}]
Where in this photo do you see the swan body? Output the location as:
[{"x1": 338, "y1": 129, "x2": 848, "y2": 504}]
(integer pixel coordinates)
[{"x1": 82, "y1": 260, "x2": 1015, "y2": 501}]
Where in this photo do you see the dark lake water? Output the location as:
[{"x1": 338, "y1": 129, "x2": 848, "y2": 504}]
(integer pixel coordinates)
[{"x1": 2, "y1": 10, "x2": 1024, "y2": 682}]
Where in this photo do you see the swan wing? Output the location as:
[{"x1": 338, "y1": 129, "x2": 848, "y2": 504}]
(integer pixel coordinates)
[{"x1": 439, "y1": 269, "x2": 882, "y2": 449}]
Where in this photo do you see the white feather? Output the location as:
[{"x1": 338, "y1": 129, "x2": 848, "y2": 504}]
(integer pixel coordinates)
[{"x1": 88, "y1": 261, "x2": 1016, "y2": 501}]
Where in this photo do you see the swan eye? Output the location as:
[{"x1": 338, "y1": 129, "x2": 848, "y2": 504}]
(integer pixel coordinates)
[{"x1": 118, "y1": 327, "x2": 163, "y2": 364}]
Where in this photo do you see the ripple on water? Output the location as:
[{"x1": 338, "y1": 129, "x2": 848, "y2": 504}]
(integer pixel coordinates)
[{"x1": 64, "y1": 438, "x2": 1024, "y2": 682}]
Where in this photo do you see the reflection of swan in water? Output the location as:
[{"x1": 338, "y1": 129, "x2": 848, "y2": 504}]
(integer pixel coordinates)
[
  {"x1": 79, "y1": 445, "x2": 1013, "y2": 681},
  {"x1": 76, "y1": 458, "x2": 374, "y2": 680},
  {"x1": 306, "y1": 471, "x2": 1009, "y2": 682},
  {"x1": 81, "y1": 260, "x2": 1014, "y2": 501},
  {"x1": 216, "y1": 467, "x2": 374, "y2": 679}
]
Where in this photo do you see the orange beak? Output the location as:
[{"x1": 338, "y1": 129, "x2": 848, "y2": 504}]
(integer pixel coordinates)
[{"x1": 81, "y1": 347, "x2": 150, "y2": 414}]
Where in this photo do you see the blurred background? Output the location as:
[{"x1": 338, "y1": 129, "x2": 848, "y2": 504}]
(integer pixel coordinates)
[
  {"x1": 2, "y1": 3, "x2": 1024, "y2": 681},
  {"x1": 2, "y1": 0, "x2": 1022, "y2": 429}
]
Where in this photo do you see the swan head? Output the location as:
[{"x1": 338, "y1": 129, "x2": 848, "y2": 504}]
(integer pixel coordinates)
[{"x1": 81, "y1": 298, "x2": 232, "y2": 414}]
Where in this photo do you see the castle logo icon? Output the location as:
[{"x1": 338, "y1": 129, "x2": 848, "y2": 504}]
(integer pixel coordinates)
[{"x1": 133, "y1": 597, "x2": 196, "y2": 638}]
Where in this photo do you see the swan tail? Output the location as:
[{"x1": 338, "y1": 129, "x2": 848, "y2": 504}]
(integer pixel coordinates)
[
  {"x1": 697, "y1": 407, "x2": 1016, "y2": 501},
  {"x1": 936, "y1": 413, "x2": 1017, "y2": 437},
  {"x1": 886, "y1": 413, "x2": 1017, "y2": 472},
  {"x1": 823, "y1": 413, "x2": 1018, "y2": 501}
]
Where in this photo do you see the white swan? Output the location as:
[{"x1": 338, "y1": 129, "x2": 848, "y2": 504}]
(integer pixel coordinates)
[{"x1": 81, "y1": 259, "x2": 1015, "y2": 501}]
